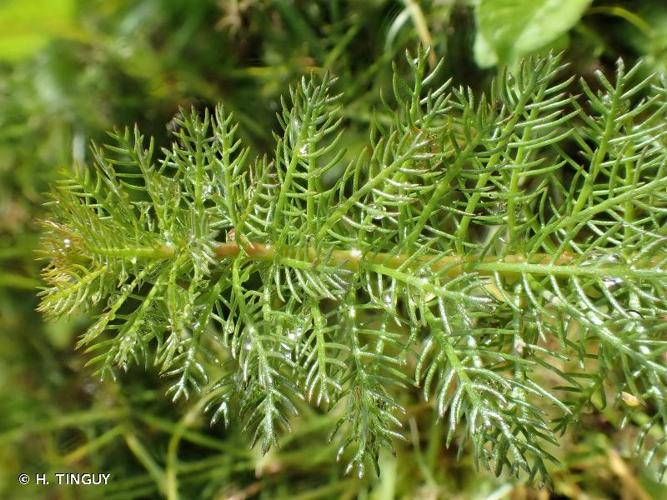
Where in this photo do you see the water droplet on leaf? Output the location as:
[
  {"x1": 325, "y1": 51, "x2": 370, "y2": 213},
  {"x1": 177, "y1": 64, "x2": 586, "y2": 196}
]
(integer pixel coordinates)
[{"x1": 603, "y1": 276, "x2": 623, "y2": 289}]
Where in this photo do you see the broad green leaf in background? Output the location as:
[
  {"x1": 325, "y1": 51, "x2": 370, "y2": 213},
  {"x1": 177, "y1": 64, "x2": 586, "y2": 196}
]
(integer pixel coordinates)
[
  {"x1": 0, "y1": 0, "x2": 78, "y2": 62},
  {"x1": 474, "y1": 0, "x2": 592, "y2": 67}
]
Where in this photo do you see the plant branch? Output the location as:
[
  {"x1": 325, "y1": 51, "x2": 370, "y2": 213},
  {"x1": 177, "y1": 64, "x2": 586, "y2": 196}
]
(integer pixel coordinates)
[{"x1": 213, "y1": 241, "x2": 662, "y2": 279}]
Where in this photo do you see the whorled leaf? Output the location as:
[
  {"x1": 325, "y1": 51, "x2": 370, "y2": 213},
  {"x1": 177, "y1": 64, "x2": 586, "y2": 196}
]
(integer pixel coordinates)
[{"x1": 39, "y1": 49, "x2": 667, "y2": 481}]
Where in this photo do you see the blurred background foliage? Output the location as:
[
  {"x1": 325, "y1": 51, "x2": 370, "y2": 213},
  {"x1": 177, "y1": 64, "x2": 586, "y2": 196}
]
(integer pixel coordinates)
[{"x1": 1, "y1": 1, "x2": 667, "y2": 498}]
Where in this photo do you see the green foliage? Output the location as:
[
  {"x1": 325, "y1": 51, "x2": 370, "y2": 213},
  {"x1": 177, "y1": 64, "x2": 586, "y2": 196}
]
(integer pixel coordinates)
[
  {"x1": 3, "y1": 1, "x2": 667, "y2": 498},
  {"x1": 474, "y1": 0, "x2": 593, "y2": 67},
  {"x1": 0, "y1": 0, "x2": 77, "y2": 62},
  {"x1": 4, "y1": 3, "x2": 490, "y2": 497},
  {"x1": 586, "y1": 2, "x2": 667, "y2": 75},
  {"x1": 38, "y1": 48, "x2": 667, "y2": 483}
]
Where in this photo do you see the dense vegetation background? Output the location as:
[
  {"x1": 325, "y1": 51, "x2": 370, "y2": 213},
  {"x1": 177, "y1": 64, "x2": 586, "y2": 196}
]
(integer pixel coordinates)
[{"x1": 1, "y1": 1, "x2": 667, "y2": 498}]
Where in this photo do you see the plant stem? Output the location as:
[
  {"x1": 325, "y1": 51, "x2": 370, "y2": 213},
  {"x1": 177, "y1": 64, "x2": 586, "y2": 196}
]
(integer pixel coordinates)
[{"x1": 212, "y1": 241, "x2": 662, "y2": 279}]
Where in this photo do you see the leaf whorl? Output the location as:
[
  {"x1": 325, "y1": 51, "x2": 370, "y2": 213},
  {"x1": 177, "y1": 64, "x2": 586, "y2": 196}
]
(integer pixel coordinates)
[{"x1": 39, "y1": 50, "x2": 667, "y2": 481}]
